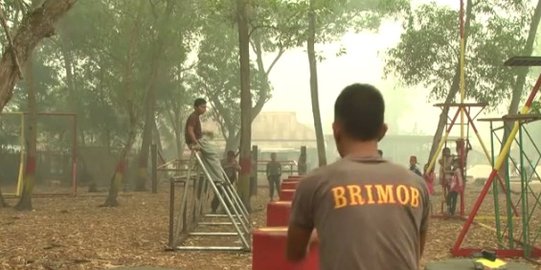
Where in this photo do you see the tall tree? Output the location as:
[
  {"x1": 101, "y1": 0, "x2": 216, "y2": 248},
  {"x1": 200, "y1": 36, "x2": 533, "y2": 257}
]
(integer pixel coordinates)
[
  {"x1": 287, "y1": 0, "x2": 408, "y2": 166},
  {"x1": 0, "y1": 184, "x2": 6, "y2": 207},
  {"x1": 102, "y1": 0, "x2": 146, "y2": 207},
  {"x1": 384, "y1": 1, "x2": 530, "y2": 162},
  {"x1": 0, "y1": 0, "x2": 76, "y2": 113},
  {"x1": 0, "y1": 0, "x2": 76, "y2": 211},
  {"x1": 307, "y1": 0, "x2": 326, "y2": 166},
  {"x1": 237, "y1": 0, "x2": 252, "y2": 209},
  {"x1": 135, "y1": 0, "x2": 175, "y2": 192},
  {"x1": 15, "y1": 50, "x2": 37, "y2": 211}
]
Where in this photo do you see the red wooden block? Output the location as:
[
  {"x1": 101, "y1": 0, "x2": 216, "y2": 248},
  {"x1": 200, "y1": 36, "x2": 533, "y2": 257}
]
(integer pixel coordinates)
[
  {"x1": 252, "y1": 227, "x2": 319, "y2": 270},
  {"x1": 286, "y1": 175, "x2": 303, "y2": 181},
  {"x1": 279, "y1": 189, "x2": 296, "y2": 201},
  {"x1": 281, "y1": 181, "x2": 299, "y2": 190},
  {"x1": 266, "y1": 201, "x2": 292, "y2": 227}
]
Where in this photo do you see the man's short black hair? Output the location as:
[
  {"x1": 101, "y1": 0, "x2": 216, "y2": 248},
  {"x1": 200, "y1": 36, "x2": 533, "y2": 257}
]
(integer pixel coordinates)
[
  {"x1": 334, "y1": 83, "x2": 385, "y2": 141},
  {"x1": 194, "y1": 98, "x2": 207, "y2": 107}
]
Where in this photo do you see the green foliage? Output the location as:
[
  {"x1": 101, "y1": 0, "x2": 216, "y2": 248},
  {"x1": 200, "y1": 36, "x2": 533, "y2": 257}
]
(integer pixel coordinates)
[
  {"x1": 2, "y1": 0, "x2": 203, "y2": 149},
  {"x1": 532, "y1": 100, "x2": 541, "y2": 114},
  {"x1": 194, "y1": 16, "x2": 267, "y2": 140},
  {"x1": 384, "y1": 1, "x2": 533, "y2": 107}
]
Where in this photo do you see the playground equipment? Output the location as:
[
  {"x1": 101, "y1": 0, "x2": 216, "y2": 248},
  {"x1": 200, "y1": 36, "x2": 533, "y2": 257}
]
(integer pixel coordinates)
[
  {"x1": 451, "y1": 56, "x2": 541, "y2": 258},
  {"x1": 252, "y1": 175, "x2": 319, "y2": 270},
  {"x1": 0, "y1": 112, "x2": 77, "y2": 197},
  {"x1": 167, "y1": 150, "x2": 251, "y2": 251},
  {"x1": 424, "y1": 0, "x2": 496, "y2": 218}
]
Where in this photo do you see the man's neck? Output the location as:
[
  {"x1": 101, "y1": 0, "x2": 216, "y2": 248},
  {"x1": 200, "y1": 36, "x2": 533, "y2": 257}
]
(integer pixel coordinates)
[{"x1": 340, "y1": 140, "x2": 379, "y2": 158}]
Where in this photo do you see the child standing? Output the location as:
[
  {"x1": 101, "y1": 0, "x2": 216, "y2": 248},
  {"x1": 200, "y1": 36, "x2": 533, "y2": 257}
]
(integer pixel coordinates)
[{"x1": 447, "y1": 159, "x2": 464, "y2": 216}]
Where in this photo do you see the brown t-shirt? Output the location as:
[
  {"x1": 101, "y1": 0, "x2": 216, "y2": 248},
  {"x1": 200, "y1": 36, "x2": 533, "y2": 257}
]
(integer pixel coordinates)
[
  {"x1": 184, "y1": 112, "x2": 202, "y2": 145},
  {"x1": 289, "y1": 155, "x2": 429, "y2": 270}
]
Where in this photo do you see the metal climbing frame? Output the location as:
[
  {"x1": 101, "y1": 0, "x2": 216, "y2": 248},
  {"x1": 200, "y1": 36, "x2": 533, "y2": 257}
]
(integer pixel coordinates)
[
  {"x1": 167, "y1": 151, "x2": 251, "y2": 251},
  {"x1": 426, "y1": 102, "x2": 502, "y2": 218},
  {"x1": 474, "y1": 114, "x2": 541, "y2": 258},
  {"x1": 452, "y1": 56, "x2": 541, "y2": 258}
]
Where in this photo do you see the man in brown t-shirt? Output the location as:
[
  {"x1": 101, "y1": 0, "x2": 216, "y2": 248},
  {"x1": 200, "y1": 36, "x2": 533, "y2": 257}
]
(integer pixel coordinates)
[
  {"x1": 286, "y1": 84, "x2": 430, "y2": 270},
  {"x1": 185, "y1": 98, "x2": 226, "y2": 186},
  {"x1": 185, "y1": 98, "x2": 206, "y2": 148}
]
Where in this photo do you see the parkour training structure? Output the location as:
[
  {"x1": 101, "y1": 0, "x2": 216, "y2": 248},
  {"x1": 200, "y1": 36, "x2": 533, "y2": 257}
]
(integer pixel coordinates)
[
  {"x1": 166, "y1": 150, "x2": 252, "y2": 251},
  {"x1": 420, "y1": 0, "x2": 541, "y2": 260}
]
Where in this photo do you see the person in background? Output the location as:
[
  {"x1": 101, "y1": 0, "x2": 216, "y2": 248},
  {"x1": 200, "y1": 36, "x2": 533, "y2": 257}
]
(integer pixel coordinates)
[
  {"x1": 221, "y1": 150, "x2": 241, "y2": 184},
  {"x1": 439, "y1": 147, "x2": 453, "y2": 204},
  {"x1": 409, "y1": 155, "x2": 422, "y2": 177},
  {"x1": 447, "y1": 159, "x2": 464, "y2": 216},
  {"x1": 266, "y1": 153, "x2": 282, "y2": 201},
  {"x1": 298, "y1": 150, "x2": 307, "y2": 175}
]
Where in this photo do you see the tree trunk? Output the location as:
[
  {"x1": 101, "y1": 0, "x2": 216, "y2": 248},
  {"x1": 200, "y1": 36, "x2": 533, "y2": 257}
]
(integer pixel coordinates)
[
  {"x1": 307, "y1": 0, "x2": 327, "y2": 167},
  {"x1": 60, "y1": 34, "x2": 76, "y2": 111},
  {"x1": 152, "y1": 117, "x2": 164, "y2": 158},
  {"x1": 250, "y1": 35, "x2": 280, "y2": 120},
  {"x1": 102, "y1": 6, "x2": 143, "y2": 206},
  {"x1": 135, "y1": 81, "x2": 156, "y2": 191},
  {"x1": 501, "y1": 0, "x2": 541, "y2": 151},
  {"x1": 0, "y1": 0, "x2": 76, "y2": 113},
  {"x1": 225, "y1": 130, "x2": 241, "y2": 154},
  {"x1": 135, "y1": 110, "x2": 153, "y2": 191},
  {"x1": 211, "y1": 36, "x2": 282, "y2": 153},
  {"x1": 173, "y1": 119, "x2": 184, "y2": 160},
  {"x1": 428, "y1": 69, "x2": 460, "y2": 160},
  {"x1": 15, "y1": 57, "x2": 37, "y2": 211},
  {"x1": 135, "y1": 0, "x2": 174, "y2": 191},
  {"x1": 427, "y1": 0, "x2": 474, "y2": 162},
  {"x1": 237, "y1": 0, "x2": 252, "y2": 211},
  {"x1": 0, "y1": 185, "x2": 7, "y2": 207},
  {"x1": 102, "y1": 129, "x2": 137, "y2": 207}
]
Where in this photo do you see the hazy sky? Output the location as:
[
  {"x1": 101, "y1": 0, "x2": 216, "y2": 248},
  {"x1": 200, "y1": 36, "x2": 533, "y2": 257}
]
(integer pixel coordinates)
[{"x1": 261, "y1": 0, "x2": 538, "y2": 150}]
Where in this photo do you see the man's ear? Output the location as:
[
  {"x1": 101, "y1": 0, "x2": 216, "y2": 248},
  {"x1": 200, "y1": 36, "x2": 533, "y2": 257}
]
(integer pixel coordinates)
[
  {"x1": 332, "y1": 121, "x2": 340, "y2": 141},
  {"x1": 378, "y1": 123, "x2": 388, "y2": 142}
]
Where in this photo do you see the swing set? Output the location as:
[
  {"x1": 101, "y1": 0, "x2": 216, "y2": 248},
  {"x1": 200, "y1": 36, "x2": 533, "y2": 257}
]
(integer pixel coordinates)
[{"x1": 425, "y1": 0, "x2": 541, "y2": 260}]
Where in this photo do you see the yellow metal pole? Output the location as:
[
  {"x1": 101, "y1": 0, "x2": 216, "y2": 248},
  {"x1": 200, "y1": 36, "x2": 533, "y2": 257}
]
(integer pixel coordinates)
[{"x1": 16, "y1": 112, "x2": 24, "y2": 196}]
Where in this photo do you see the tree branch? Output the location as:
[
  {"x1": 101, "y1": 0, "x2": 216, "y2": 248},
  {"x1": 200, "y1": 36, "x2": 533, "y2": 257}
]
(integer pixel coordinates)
[
  {"x1": 0, "y1": 0, "x2": 77, "y2": 113},
  {"x1": 0, "y1": 6, "x2": 23, "y2": 79}
]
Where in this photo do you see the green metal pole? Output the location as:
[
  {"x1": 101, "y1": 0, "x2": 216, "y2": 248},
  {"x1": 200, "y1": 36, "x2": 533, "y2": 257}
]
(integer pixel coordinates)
[
  {"x1": 518, "y1": 122, "x2": 530, "y2": 257},
  {"x1": 490, "y1": 121, "x2": 502, "y2": 246},
  {"x1": 504, "y1": 125, "x2": 514, "y2": 249}
]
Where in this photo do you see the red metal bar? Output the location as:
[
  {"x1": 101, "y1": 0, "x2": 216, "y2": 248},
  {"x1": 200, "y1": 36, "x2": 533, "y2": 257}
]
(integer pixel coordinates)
[
  {"x1": 452, "y1": 169, "x2": 499, "y2": 253},
  {"x1": 446, "y1": 108, "x2": 462, "y2": 133}
]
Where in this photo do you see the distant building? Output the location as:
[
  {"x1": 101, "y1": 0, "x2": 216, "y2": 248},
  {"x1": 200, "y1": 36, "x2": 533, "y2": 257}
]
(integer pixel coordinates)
[{"x1": 204, "y1": 111, "x2": 317, "y2": 162}]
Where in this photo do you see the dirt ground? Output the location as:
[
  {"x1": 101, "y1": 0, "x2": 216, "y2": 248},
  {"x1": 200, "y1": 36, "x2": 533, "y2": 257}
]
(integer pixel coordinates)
[{"x1": 0, "y1": 185, "x2": 540, "y2": 270}]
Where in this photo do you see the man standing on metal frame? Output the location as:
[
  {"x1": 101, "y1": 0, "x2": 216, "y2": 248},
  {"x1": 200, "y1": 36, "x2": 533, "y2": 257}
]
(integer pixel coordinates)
[{"x1": 185, "y1": 98, "x2": 226, "y2": 187}]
